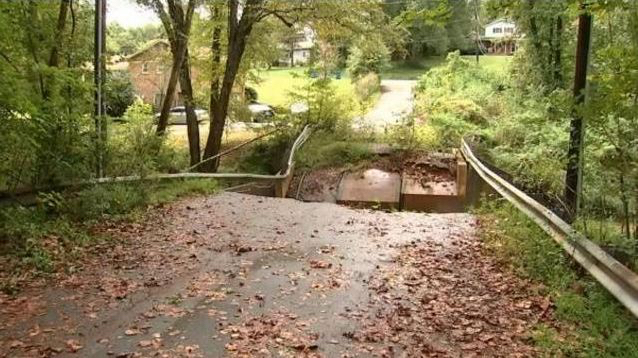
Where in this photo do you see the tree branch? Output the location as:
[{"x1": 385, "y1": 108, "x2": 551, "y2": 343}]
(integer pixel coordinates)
[{"x1": 0, "y1": 50, "x2": 20, "y2": 72}]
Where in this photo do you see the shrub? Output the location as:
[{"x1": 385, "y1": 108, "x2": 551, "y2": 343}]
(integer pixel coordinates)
[
  {"x1": 107, "y1": 100, "x2": 188, "y2": 176},
  {"x1": 287, "y1": 78, "x2": 354, "y2": 132},
  {"x1": 63, "y1": 184, "x2": 149, "y2": 221},
  {"x1": 386, "y1": 116, "x2": 441, "y2": 151},
  {"x1": 347, "y1": 36, "x2": 390, "y2": 79},
  {"x1": 354, "y1": 72, "x2": 381, "y2": 103},
  {"x1": 104, "y1": 70, "x2": 135, "y2": 118},
  {"x1": 296, "y1": 133, "x2": 374, "y2": 170}
]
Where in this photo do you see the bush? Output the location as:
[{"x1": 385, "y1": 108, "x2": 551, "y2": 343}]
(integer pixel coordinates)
[
  {"x1": 347, "y1": 36, "x2": 390, "y2": 79},
  {"x1": 106, "y1": 100, "x2": 186, "y2": 176},
  {"x1": 354, "y1": 72, "x2": 381, "y2": 103},
  {"x1": 104, "y1": 70, "x2": 135, "y2": 118},
  {"x1": 386, "y1": 116, "x2": 441, "y2": 151},
  {"x1": 296, "y1": 133, "x2": 374, "y2": 170},
  {"x1": 0, "y1": 179, "x2": 218, "y2": 290},
  {"x1": 233, "y1": 131, "x2": 296, "y2": 174},
  {"x1": 63, "y1": 184, "x2": 149, "y2": 221},
  {"x1": 287, "y1": 77, "x2": 354, "y2": 132}
]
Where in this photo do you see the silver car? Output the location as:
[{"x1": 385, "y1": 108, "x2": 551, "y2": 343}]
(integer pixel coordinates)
[{"x1": 155, "y1": 106, "x2": 209, "y2": 125}]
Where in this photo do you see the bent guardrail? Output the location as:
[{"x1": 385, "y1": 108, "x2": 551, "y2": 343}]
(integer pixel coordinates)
[
  {"x1": 2, "y1": 125, "x2": 312, "y2": 199},
  {"x1": 92, "y1": 125, "x2": 312, "y2": 197},
  {"x1": 460, "y1": 138, "x2": 638, "y2": 318}
]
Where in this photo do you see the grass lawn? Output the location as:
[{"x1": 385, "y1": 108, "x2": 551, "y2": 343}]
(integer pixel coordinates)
[
  {"x1": 252, "y1": 56, "x2": 512, "y2": 107},
  {"x1": 381, "y1": 55, "x2": 512, "y2": 80},
  {"x1": 381, "y1": 57, "x2": 446, "y2": 80},
  {"x1": 251, "y1": 67, "x2": 357, "y2": 108},
  {"x1": 470, "y1": 55, "x2": 512, "y2": 74}
]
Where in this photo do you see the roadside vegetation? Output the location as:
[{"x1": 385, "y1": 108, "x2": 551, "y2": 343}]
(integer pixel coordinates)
[
  {"x1": 403, "y1": 2, "x2": 638, "y2": 270},
  {"x1": 478, "y1": 200, "x2": 638, "y2": 357},
  {"x1": 0, "y1": 178, "x2": 218, "y2": 293},
  {"x1": 1, "y1": 0, "x2": 637, "y2": 354}
]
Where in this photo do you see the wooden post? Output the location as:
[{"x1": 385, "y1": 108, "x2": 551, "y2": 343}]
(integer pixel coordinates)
[
  {"x1": 565, "y1": 5, "x2": 592, "y2": 222},
  {"x1": 94, "y1": 0, "x2": 106, "y2": 178}
]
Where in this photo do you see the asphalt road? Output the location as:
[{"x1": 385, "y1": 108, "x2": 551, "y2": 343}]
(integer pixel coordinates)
[
  {"x1": 357, "y1": 80, "x2": 417, "y2": 131},
  {"x1": 1, "y1": 193, "x2": 549, "y2": 357}
]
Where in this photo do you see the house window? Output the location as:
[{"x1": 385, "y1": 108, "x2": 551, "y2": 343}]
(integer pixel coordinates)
[
  {"x1": 505, "y1": 27, "x2": 514, "y2": 33},
  {"x1": 493, "y1": 27, "x2": 503, "y2": 34},
  {"x1": 142, "y1": 62, "x2": 149, "y2": 73}
]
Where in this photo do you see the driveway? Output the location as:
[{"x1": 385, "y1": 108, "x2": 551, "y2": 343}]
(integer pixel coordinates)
[
  {"x1": 1, "y1": 193, "x2": 551, "y2": 357},
  {"x1": 357, "y1": 80, "x2": 417, "y2": 131}
]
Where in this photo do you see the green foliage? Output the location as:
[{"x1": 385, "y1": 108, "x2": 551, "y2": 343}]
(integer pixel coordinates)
[
  {"x1": 347, "y1": 36, "x2": 390, "y2": 79},
  {"x1": 107, "y1": 100, "x2": 187, "y2": 176},
  {"x1": 386, "y1": 116, "x2": 441, "y2": 151},
  {"x1": 386, "y1": 0, "x2": 474, "y2": 58},
  {"x1": 0, "y1": 179, "x2": 218, "y2": 289},
  {"x1": 104, "y1": 70, "x2": 135, "y2": 118},
  {"x1": 485, "y1": 0, "x2": 570, "y2": 91},
  {"x1": 287, "y1": 76, "x2": 355, "y2": 132},
  {"x1": 64, "y1": 184, "x2": 149, "y2": 221},
  {"x1": 106, "y1": 23, "x2": 164, "y2": 56},
  {"x1": 477, "y1": 200, "x2": 638, "y2": 357},
  {"x1": 353, "y1": 72, "x2": 381, "y2": 103},
  {"x1": 0, "y1": 204, "x2": 92, "y2": 282},
  {"x1": 0, "y1": 1, "x2": 95, "y2": 190},
  {"x1": 232, "y1": 131, "x2": 296, "y2": 174},
  {"x1": 296, "y1": 133, "x2": 374, "y2": 170}
]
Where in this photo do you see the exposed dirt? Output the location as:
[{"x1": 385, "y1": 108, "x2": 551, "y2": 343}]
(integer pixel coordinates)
[
  {"x1": 288, "y1": 168, "x2": 343, "y2": 203},
  {"x1": 0, "y1": 193, "x2": 557, "y2": 357},
  {"x1": 290, "y1": 152, "x2": 457, "y2": 203}
]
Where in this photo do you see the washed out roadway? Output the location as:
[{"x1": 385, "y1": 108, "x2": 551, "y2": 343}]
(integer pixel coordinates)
[{"x1": 1, "y1": 193, "x2": 552, "y2": 357}]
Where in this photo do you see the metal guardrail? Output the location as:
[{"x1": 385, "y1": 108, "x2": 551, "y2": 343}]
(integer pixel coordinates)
[
  {"x1": 91, "y1": 125, "x2": 313, "y2": 185},
  {"x1": 461, "y1": 138, "x2": 638, "y2": 318},
  {"x1": 1, "y1": 126, "x2": 313, "y2": 198}
]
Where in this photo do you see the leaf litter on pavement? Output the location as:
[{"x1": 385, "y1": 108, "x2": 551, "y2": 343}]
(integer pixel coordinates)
[{"x1": 0, "y1": 193, "x2": 562, "y2": 357}]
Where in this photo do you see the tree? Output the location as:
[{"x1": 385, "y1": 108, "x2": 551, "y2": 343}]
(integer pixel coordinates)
[
  {"x1": 384, "y1": 0, "x2": 474, "y2": 59},
  {"x1": 139, "y1": 0, "x2": 200, "y2": 166},
  {"x1": 485, "y1": 0, "x2": 568, "y2": 91},
  {"x1": 0, "y1": 1, "x2": 95, "y2": 188},
  {"x1": 200, "y1": 0, "x2": 385, "y2": 172},
  {"x1": 107, "y1": 23, "x2": 164, "y2": 56},
  {"x1": 347, "y1": 35, "x2": 390, "y2": 78},
  {"x1": 104, "y1": 70, "x2": 135, "y2": 118}
]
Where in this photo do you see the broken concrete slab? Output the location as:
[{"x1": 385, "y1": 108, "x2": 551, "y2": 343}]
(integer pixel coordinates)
[
  {"x1": 337, "y1": 169, "x2": 401, "y2": 209},
  {"x1": 401, "y1": 177, "x2": 463, "y2": 213}
]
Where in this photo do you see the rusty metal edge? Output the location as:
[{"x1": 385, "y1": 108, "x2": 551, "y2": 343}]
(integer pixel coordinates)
[{"x1": 461, "y1": 138, "x2": 638, "y2": 318}]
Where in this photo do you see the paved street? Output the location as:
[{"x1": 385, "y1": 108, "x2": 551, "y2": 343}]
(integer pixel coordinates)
[{"x1": 1, "y1": 193, "x2": 550, "y2": 357}]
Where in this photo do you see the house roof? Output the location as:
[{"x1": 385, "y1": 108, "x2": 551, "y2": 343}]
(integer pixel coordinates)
[
  {"x1": 485, "y1": 18, "x2": 515, "y2": 27},
  {"x1": 126, "y1": 39, "x2": 170, "y2": 61}
]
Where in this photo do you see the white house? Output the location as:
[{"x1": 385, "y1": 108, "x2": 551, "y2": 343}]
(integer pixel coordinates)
[
  {"x1": 482, "y1": 19, "x2": 518, "y2": 55},
  {"x1": 485, "y1": 19, "x2": 517, "y2": 38},
  {"x1": 278, "y1": 27, "x2": 315, "y2": 66}
]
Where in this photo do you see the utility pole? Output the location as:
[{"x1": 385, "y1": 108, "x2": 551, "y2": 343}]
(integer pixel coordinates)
[
  {"x1": 474, "y1": 0, "x2": 481, "y2": 64},
  {"x1": 94, "y1": 0, "x2": 106, "y2": 177},
  {"x1": 565, "y1": 5, "x2": 592, "y2": 222}
]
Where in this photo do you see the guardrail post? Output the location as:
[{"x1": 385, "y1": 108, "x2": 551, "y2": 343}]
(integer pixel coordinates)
[
  {"x1": 456, "y1": 151, "x2": 467, "y2": 199},
  {"x1": 275, "y1": 163, "x2": 295, "y2": 198},
  {"x1": 565, "y1": 5, "x2": 593, "y2": 221}
]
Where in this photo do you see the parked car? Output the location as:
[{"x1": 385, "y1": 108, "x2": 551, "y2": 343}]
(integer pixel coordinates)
[
  {"x1": 154, "y1": 106, "x2": 209, "y2": 125},
  {"x1": 247, "y1": 102, "x2": 274, "y2": 123}
]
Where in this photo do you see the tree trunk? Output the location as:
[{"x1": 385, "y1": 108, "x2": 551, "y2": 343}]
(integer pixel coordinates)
[
  {"x1": 553, "y1": 16, "x2": 563, "y2": 88},
  {"x1": 620, "y1": 173, "x2": 631, "y2": 242},
  {"x1": 156, "y1": 49, "x2": 185, "y2": 135},
  {"x1": 202, "y1": 20, "x2": 253, "y2": 172},
  {"x1": 179, "y1": 48, "x2": 200, "y2": 166},
  {"x1": 48, "y1": 0, "x2": 70, "y2": 68}
]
